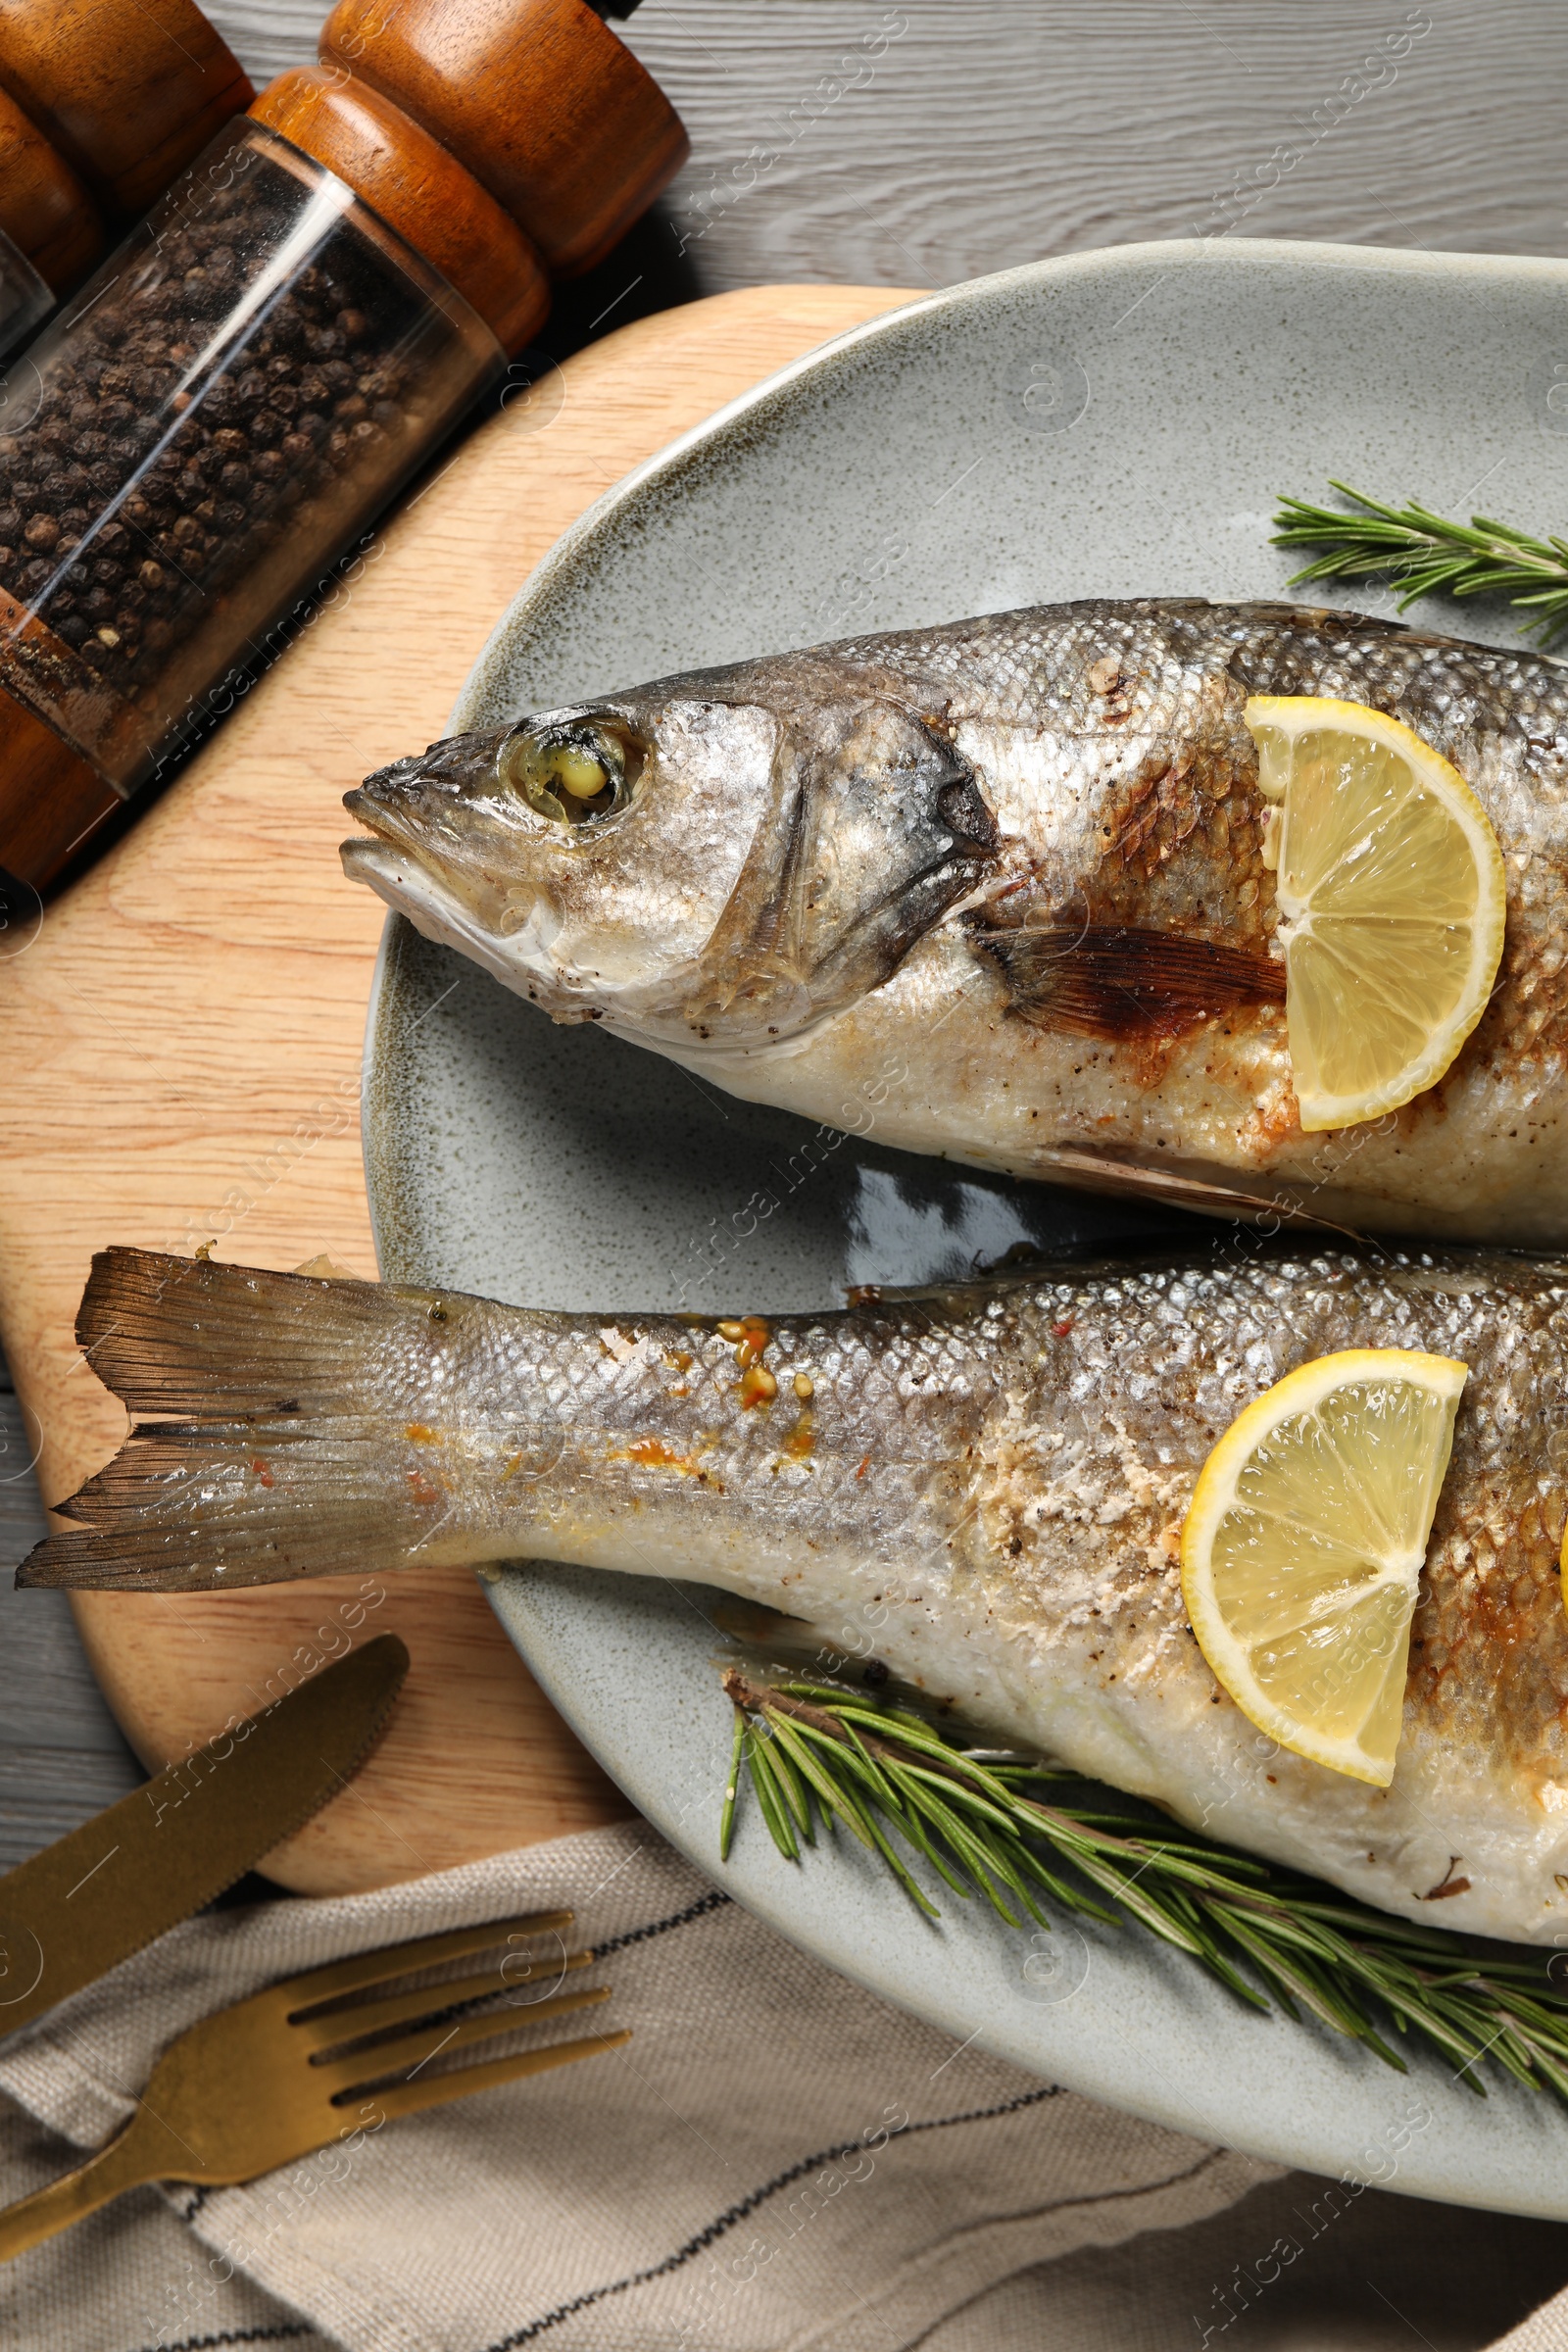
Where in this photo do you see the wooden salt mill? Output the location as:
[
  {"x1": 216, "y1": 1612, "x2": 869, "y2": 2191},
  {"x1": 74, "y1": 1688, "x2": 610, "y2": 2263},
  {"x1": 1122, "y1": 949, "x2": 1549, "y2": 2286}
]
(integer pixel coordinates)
[
  {"x1": 0, "y1": 0, "x2": 688, "y2": 896},
  {"x1": 0, "y1": 0, "x2": 253, "y2": 346}
]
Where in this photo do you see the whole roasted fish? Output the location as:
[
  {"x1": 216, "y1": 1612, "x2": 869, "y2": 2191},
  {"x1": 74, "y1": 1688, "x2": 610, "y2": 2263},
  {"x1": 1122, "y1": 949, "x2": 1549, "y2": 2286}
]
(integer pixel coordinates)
[
  {"x1": 342, "y1": 598, "x2": 1568, "y2": 1245},
  {"x1": 24, "y1": 1242, "x2": 1568, "y2": 1944}
]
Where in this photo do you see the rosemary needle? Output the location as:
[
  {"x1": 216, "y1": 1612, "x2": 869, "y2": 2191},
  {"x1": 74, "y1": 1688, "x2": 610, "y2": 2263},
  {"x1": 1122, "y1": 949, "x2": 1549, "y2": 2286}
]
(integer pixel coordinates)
[
  {"x1": 720, "y1": 1668, "x2": 1568, "y2": 2101},
  {"x1": 1270, "y1": 482, "x2": 1568, "y2": 643}
]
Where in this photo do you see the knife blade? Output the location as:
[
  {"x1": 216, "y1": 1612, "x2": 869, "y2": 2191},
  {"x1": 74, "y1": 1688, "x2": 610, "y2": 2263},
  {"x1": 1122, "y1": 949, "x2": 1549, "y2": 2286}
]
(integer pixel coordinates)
[{"x1": 0, "y1": 1631, "x2": 409, "y2": 2035}]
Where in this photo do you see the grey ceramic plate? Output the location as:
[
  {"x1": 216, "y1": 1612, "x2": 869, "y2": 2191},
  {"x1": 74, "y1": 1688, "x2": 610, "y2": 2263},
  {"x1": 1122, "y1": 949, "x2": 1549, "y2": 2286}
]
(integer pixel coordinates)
[{"x1": 364, "y1": 238, "x2": 1568, "y2": 2215}]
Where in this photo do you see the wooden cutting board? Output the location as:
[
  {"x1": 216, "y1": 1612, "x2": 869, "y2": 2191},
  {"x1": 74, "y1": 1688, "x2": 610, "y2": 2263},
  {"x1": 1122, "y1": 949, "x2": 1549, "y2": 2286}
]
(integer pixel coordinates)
[{"x1": 0, "y1": 282, "x2": 913, "y2": 1895}]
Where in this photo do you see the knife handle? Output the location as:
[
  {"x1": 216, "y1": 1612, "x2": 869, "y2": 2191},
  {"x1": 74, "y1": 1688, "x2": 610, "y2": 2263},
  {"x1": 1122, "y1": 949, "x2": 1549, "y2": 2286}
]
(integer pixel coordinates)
[{"x1": 0, "y1": 2110, "x2": 166, "y2": 2260}]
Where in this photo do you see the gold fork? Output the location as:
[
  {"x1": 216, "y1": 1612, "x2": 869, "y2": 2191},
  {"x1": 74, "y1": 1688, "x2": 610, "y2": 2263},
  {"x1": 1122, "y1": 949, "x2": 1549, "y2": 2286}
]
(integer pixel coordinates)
[{"x1": 0, "y1": 1908, "x2": 626, "y2": 2261}]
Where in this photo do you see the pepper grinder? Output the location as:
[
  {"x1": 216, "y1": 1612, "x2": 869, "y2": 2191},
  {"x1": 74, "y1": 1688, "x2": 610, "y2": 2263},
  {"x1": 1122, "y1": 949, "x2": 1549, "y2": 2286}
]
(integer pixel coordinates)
[
  {"x1": 0, "y1": 0, "x2": 687, "y2": 895},
  {"x1": 0, "y1": 0, "x2": 253, "y2": 355}
]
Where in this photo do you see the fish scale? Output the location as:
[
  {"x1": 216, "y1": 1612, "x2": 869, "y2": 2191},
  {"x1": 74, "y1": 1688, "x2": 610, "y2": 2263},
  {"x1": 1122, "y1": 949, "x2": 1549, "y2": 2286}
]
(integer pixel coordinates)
[
  {"x1": 20, "y1": 1240, "x2": 1568, "y2": 1944},
  {"x1": 343, "y1": 597, "x2": 1568, "y2": 1241}
]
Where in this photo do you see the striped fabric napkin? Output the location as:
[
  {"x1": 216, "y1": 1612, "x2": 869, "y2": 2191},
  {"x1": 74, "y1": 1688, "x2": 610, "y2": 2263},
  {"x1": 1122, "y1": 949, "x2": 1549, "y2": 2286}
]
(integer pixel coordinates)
[{"x1": 2, "y1": 1821, "x2": 1566, "y2": 2351}]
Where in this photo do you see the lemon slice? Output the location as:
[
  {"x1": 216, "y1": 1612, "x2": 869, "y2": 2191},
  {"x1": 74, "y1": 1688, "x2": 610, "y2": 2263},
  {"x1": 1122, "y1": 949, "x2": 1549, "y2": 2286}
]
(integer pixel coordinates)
[
  {"x1": 1245, "y1": 696, "x2": 1506, "y2": 1133},
  {"x1": 1181, "y1": 1348, "x2": 1467, "y2": 1785}
]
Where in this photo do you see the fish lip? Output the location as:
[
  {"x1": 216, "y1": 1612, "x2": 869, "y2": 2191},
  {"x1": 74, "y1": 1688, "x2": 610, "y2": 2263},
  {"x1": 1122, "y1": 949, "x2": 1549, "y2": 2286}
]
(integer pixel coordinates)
[
  {"x1": 339, "y1": 830, "x2": 448, "y2": 915},
  {"x1": 340, "y1": 788, "x2": 477, "y2": 911},
  {"x1": 340, "y1": 833, "x2": 533, "y2": 1002},
  {"x1": 342, "y1": 783, "x2": 430, "y2": 861}
]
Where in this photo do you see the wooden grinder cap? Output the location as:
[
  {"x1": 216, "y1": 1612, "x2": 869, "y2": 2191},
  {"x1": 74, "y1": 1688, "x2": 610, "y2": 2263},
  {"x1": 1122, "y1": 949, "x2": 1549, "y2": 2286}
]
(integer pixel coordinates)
[
  {"x1": 0, "y1": 0, "x2": 254, "y2": 221},
  {"x1": 251, "y1": 69, "x2": 551, "y2": 357},
  {"x1": 0, "y1": 80, "x2": 102, "y2": 293},
  {"x1": 320, "y1": 0, "x2": 689, "y2": 277}
]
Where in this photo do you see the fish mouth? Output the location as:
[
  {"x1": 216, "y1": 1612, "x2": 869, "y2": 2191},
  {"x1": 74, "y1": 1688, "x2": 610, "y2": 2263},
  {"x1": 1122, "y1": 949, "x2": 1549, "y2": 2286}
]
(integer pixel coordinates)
[
  {"x1": 340, "y1": 790, "x2": 465, "y2": 927},
  {"x1": 343, "y1": 785, "x2": 611, "y2": 1017},
  {"x1": 340, "y1": 786, "x2": 527, "y2": 989},
  {"x1": 343, "y1": 778, "x2": 443, "y2": 865},
  {"x1": 344, "y1": 779, "x2": 400, "y2": 835},
  {"x1": 341, "y1": 754, "x2": 508, "y2": 926},
  {"x1": 342, "y1": 830, "x2": 546, "y2": 1005}
]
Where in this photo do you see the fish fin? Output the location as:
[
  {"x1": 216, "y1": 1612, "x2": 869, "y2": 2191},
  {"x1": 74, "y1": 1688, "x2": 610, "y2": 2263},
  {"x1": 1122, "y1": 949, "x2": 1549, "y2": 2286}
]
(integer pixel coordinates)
[
  {"x1": 1027, "y1": 1144, "x2": 1346, "y2": 1232},
  {"x1": 973, "y1": 922, "x2": 1286, "y2": 1042},
  {"x1": 19, "y1": 1249, "x2": 449, "y2": 1592}
]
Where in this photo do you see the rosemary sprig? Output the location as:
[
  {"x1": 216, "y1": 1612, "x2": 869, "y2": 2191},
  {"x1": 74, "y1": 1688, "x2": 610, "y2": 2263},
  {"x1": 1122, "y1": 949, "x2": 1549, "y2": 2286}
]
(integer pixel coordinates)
[
  {"x1": 1271, "y1": 482, "x2": 1568, "y2": 642},
  {"x1": 720, "y1": 1669, "x2": 1568, "y2": 2101}
]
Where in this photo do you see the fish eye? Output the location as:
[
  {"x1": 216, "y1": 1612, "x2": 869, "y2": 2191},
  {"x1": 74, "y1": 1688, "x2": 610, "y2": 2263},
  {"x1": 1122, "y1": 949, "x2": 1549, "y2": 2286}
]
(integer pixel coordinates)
[{"x1": 500, "y1": 720, "x2": 644, "y2": 830}]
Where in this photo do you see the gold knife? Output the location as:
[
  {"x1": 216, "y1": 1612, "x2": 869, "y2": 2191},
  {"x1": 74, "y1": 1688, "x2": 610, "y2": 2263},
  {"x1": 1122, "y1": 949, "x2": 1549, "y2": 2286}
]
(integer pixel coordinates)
[{"x1": 0, "y1": 1632, "x2": 409, "y2": 2035}]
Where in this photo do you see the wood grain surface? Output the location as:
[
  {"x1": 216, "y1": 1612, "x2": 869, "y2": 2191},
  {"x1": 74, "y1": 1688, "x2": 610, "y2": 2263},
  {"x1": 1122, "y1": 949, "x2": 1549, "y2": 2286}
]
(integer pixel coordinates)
[
  {"x1": 0, "y1": 281, "x2": 912, "y2": 1895},
  {"x1": 615, "y1": 0, "x2": 1568, "y2": 288},
  {"x1": 201, "y1": 3, "x2": 1568, "y2": 299},
  {"x1": 0, "y1": 1379, "x2": 141, "y2": 1871}
]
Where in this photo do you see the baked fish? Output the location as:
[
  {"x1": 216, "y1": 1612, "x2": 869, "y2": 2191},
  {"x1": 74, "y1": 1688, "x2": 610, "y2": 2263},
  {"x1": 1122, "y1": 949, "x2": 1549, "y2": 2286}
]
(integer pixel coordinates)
[
  {"x1": 341, "y1": 598, "x2": 1568, "y2": 1246},
  {"x1": 23, "y1": 1241, "x2": 1568, "y2": 1945}
]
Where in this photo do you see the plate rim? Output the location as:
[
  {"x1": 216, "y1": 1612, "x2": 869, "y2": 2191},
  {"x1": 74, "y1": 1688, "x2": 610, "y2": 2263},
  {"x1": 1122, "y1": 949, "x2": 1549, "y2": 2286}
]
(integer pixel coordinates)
[
  {"x1": 364, "y1": 236, "x2": 1568, "y2": 2216},
  {"x1": 453, "y1": 233, "x2": 1568, "y2": 734}
]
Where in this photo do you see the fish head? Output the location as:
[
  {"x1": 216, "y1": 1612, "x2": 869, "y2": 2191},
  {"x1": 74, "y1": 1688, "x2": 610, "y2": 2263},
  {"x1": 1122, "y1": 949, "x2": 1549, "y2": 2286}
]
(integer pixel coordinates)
[
  {"x1": 342, "y1": 690, "x2": 770, "y2": 1024},
  {"x1": 342, "y1": 665, "x2": 1000, "y2": 1048}
]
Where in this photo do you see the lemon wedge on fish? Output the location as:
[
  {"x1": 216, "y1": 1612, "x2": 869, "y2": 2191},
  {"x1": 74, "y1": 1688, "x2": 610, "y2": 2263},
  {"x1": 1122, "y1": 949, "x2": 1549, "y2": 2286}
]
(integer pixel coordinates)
[
  {"x1": 1245, "y1": 696, "x2": 1506, "y2": 1133},
  {"x1": 1181, "y1": 1348, "x2": 1467, "y2": 1785}
]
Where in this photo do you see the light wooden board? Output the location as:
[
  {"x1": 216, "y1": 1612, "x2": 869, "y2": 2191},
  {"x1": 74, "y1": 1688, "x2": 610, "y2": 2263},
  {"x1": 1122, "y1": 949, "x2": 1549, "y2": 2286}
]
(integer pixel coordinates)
[{"x1": 0, "y1": 281, "x2": 912, "y2": 1895}]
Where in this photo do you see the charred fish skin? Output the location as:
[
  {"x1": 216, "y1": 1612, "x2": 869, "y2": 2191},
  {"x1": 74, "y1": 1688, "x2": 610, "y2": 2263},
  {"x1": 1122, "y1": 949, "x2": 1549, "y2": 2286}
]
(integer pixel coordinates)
[
  {"x1": 342, "y1": 598, "x2": 1568, "y2": 1245},
  {"x1": 24, "y1": 1243, "x2": 1568, "y2": 1944}
]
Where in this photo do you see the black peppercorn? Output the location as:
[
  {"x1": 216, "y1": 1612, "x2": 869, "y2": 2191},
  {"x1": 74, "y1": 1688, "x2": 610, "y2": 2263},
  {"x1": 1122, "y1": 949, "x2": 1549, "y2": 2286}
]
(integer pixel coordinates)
[{"x1": 0, "y1": 122, "x2": 500, "y2": 803}]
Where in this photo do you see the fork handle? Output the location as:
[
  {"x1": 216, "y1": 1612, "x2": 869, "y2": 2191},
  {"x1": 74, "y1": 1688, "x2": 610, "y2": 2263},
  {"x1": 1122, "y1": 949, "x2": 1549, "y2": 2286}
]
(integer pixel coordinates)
[{"x1": 0, "y1": 2113, "x2": 164, "y2": 2262}]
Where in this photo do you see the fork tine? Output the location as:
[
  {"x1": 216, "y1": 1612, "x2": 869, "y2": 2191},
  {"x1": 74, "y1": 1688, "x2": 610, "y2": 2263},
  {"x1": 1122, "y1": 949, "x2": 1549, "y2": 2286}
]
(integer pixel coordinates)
[
  {"x1": 281, "y1": 1912, "x2": 575, "y2": 2012},
  {"x1": 290, "y1": 1948, "x2": 595, "y2": 2055},
  {"x1": 310, "y1": 1985, "x2": 614, "y2": 2098},
  {"x1": 357, "y1": 2025, "x2": 633, "y2": 2127}
]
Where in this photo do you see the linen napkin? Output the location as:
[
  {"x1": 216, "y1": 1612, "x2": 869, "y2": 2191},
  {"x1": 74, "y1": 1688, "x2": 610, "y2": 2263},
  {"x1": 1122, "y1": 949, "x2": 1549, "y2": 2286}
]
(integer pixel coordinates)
[{"x1": 2, "y1": 1821, "x2": 1566, "y2": 2352}]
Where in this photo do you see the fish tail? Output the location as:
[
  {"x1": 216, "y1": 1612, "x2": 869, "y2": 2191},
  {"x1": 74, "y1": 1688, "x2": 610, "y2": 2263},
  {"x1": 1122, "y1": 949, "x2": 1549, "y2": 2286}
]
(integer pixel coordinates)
[{"x1": 18, "y1": 1249, "x2": 447, "y2": 1592}]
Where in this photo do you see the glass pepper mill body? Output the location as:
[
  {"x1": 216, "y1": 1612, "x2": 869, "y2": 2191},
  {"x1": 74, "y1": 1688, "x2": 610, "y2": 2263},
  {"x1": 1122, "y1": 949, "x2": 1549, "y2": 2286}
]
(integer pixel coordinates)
[
  {"x1": 0, "y1": 122, "x2": 501, "y2": 805},
  {"x1": 0, "y1": 0, "x2": 687, "y2": 894}
]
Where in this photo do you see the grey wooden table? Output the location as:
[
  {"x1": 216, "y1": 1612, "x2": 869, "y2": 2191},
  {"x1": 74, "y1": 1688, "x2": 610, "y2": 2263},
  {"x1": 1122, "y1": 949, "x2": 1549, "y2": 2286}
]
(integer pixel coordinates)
[
  {"x1": 7, "y1": 10, "x2": 1568, "y2": 2336},
  {"x1": 3, "y1": 0, "x2": 1565, "y2": 1851}
]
